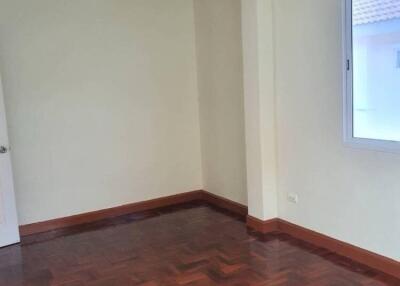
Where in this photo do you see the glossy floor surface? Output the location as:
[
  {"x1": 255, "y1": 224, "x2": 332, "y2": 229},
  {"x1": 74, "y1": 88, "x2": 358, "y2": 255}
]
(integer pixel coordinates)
[{"x1": 0, "y1": 203, "x2": 399, "y2": 286}]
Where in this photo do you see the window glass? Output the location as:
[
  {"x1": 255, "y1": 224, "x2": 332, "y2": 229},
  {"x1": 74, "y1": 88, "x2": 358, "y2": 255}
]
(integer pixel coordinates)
[{"x1": 352, "y1": 0, "x2": 400, "y2": 142}]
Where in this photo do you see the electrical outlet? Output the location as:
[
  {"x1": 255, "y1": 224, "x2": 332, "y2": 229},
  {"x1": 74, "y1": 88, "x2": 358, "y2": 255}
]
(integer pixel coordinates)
[{"x1": 287, "y1": 193, "x2": 298, "y2": 204}]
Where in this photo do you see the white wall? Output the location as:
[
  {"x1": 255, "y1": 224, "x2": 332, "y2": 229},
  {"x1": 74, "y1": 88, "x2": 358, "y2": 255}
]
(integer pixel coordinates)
[
  {"x1": 2, "y1": 0, "x2": 397, "y2": 262},
  {"x1": 274, "y1": 0, "x2": 400, "y2": 261},
  {"x1": 241, "y1": 0, "x2": 278, "y2": 220},
  {"x1": 194, "y1": 0, "x2": 247, "y2": 205},
  {"x1": 0, "y1": 0, "x2": 203, "y2": 225}
]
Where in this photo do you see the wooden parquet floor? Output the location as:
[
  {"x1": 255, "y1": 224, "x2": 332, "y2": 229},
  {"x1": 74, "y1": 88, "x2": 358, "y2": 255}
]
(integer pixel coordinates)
[{"x1": 0, "y1": 202, "x2": 399, "y2": 286}]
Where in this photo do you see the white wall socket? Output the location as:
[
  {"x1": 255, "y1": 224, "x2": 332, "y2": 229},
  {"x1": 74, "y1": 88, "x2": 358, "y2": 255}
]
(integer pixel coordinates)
[{"x1": 287, "y1": 193, "x2": 298, "y2": 204}]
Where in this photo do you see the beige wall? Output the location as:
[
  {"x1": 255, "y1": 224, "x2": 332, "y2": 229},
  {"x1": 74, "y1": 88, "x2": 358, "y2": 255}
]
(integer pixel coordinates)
[
  {"x1": 194, "y1": 0, "x2": 247, "y2": 205},
  {"x1": 274, "y1": 0, "x2": 400, "y2": 260},
  {"x1": 241, "y1": 0, "x2": 278, "y2": 220},
  {"x1": 0, "y1": 0, "x2": 203, "y2": 225},
  {"x1": 2, "y1": 0, "x2": 396, "y2": 262}
]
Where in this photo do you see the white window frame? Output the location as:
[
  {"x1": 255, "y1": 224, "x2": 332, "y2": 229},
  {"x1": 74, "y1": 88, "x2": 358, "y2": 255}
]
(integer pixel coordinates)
[{"x1": 343, "y1": 0, "x2": 400, "y2": 153}]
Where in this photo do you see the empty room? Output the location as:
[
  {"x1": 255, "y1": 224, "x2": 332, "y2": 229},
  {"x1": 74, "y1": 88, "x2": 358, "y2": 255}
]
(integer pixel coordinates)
[{"x1": 0, "y1": 0, "x2": 399, "y2": 285}]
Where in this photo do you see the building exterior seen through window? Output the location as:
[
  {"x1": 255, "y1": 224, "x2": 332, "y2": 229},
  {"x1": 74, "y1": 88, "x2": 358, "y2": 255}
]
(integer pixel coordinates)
[{"x1": 351, "y1": 0, "x2": 400, "y2": 142}]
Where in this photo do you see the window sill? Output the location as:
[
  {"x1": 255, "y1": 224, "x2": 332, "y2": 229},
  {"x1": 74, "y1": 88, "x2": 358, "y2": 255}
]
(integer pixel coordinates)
[{"x1": 343, "y1": 136, "x2": 400, "y2": 155}]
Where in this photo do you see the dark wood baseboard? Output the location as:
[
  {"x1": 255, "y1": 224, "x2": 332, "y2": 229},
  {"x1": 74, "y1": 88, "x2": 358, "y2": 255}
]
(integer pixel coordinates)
[
  {"x1": 246, "y1": 217, "x2": 400, "y2": 279},
  {"x1": 19, "y1": 191, "x2": 398, "y2": 279},
  {"x1": 19, "y1": 190, "x2": 248, "y2": 236},
  {"x1": 246, "y1": 216, "x2": 279, "y2": 233},
  {"x1": 19, "y1": 190, "x2": 204, "y2": 236},
  {"x1": 201, "y1": 191, "x2": 248, "y2": 217},
  {"x1": 278, "y1": 219, "x2": 400, "y2": 279}
]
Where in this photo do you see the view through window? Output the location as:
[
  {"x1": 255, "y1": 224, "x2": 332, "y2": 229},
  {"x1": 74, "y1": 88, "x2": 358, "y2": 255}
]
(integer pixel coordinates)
[{"x1": 351, "y1": 0, "x2": 400, "y2": 142}]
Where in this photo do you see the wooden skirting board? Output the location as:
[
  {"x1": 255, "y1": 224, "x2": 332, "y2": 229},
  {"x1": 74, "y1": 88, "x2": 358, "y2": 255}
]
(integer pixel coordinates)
[
  {"x1": 246, "y1": 216, "x2": 279, "y2": 233},
  {"x1": 19, "y1": 190, "x2": 399, "y2": 279},
  {"x1": 201, "y1": 191, "x2": 248, "y2": 217},
  {"x1": 19, "y1": 190, "x2": 246, "y2": 236},
  {"x1": 19, "y1": 190, "x2": 204, "y2": 236},
  {"x1": 246, "y1": 215, "x2": 400, "y2": 279}
]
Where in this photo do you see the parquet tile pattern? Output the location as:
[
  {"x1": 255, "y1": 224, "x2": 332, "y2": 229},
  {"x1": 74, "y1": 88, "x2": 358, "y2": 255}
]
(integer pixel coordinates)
[{"x1": 0, "y1": 202, "x2": 399, "y2": 285}]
